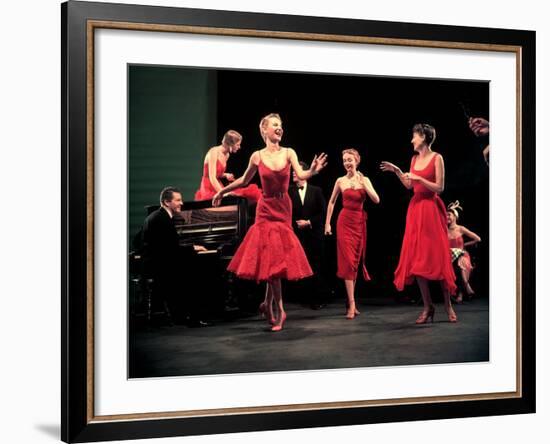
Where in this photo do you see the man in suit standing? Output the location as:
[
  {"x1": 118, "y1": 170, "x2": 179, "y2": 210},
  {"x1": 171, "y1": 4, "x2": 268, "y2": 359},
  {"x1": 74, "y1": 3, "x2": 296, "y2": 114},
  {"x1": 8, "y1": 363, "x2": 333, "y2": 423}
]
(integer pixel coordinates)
[
  {"x1": 288, "y1": 161, "x2": 328, "y2": 309},
  {"x1": 141, "y1": 187, "x2": 210, "y2": 327}
]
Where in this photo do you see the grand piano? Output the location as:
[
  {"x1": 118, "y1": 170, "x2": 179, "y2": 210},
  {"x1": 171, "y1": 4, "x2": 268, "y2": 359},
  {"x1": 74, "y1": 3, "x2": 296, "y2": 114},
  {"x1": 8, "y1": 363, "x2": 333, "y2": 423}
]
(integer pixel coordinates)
[
  {"x1": 171, "y1": 196, "x2": 249, "y2": 257},
  {"x1": 136, "y1": 196, "x2": 254, "y2": 321}
]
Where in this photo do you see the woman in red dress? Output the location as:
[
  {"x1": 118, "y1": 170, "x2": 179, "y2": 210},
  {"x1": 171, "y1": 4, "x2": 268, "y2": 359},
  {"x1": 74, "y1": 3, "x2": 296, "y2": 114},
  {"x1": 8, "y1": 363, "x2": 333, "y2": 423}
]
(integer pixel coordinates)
[
  {"x1": 325, "y1": 149, "x2": 380, "y2": 319},
  {"x1": 447, "y1": 201, "x2": 481, "y2": 303},
  {"x1": 194, "y1": 130, "x2": 262, "y2": 203},
  {"x1": 380, "y1": 123, "x2": 457, "y2": 324},
  {"x1": 213, "y1": 114, "x2": 328, "y2": 331}
]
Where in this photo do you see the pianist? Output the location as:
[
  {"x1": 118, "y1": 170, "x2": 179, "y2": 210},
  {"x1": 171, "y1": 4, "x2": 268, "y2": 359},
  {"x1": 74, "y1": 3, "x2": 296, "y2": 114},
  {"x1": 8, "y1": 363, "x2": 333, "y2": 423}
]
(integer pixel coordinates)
[{"x1": 141, "y1": 187, "x2": 211, "y2": 327}]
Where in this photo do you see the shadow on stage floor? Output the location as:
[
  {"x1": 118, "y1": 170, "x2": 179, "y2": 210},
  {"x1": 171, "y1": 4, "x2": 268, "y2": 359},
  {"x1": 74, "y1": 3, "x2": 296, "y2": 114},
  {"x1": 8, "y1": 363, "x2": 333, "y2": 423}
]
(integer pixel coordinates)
[{"x1": 129, "y1": 297, "x2": 489, "y2": 379}]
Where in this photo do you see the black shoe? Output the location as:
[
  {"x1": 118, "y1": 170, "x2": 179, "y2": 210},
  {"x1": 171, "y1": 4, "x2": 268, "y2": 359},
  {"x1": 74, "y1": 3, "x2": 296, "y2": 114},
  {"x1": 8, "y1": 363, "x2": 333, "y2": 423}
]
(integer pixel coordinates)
[{"x1": 187, "y1": 319, "x2": 212, "y2": 328}]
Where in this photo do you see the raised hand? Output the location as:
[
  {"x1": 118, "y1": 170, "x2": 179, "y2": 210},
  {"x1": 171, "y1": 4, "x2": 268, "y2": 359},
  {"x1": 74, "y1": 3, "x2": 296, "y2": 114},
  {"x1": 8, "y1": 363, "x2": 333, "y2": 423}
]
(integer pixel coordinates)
[
  {"x1": 311, "y1": 152, "x2": 328, "y2": 174},
  {"x1": 380, "y1": 161, "x2": 401, "y2": 174},
  {"x1": 468, "y1": 117, "x2": 489, "y2": 137}
]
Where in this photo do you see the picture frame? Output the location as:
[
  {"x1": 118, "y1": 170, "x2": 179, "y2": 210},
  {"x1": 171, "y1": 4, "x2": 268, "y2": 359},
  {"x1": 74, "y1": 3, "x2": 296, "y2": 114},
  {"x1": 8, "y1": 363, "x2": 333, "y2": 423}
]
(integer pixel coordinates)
[{"x1": 62, "y1": 0, "x2": 536, "y2": 442}]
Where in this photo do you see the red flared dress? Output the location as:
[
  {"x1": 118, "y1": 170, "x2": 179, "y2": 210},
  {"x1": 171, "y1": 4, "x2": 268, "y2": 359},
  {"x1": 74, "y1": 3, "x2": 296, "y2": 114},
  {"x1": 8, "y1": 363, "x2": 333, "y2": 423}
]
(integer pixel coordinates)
[
  {"x1": 227, "y1": 156, "x2": 313, "y2": 282},
  {"x1": 194, "y1": 159, "x2": 262, "y2": 203},
  {"x1": 393, "y1": 154, "x2": 457, "y2": 294},
  {"x1": 336, "y1": 188, "x2": 371, "y2": 281}
]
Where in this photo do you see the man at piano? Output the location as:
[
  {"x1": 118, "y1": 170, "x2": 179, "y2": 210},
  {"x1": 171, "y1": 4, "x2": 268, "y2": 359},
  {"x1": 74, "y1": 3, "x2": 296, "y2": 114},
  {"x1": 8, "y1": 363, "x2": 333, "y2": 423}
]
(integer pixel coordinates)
[
  {"x1": 289, "y1": 162, "x2": 329, "y2": 310},
  {"x1": 141, "y1": 187, "x2": 212, "y2": 327}
]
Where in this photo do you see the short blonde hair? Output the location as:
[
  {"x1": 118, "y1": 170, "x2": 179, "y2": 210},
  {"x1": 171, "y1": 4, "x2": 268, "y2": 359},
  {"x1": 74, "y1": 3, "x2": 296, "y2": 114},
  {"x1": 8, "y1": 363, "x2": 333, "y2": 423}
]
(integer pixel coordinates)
[
  {"x1": 259, "y1": 113, "x2": 282, "y2": 142},
  {"x1": 222, "y1": 130, "x2": 242, "y2": 147},
  {"x1": 342, "y1": 148, "x2": 361, "y2": 165}
]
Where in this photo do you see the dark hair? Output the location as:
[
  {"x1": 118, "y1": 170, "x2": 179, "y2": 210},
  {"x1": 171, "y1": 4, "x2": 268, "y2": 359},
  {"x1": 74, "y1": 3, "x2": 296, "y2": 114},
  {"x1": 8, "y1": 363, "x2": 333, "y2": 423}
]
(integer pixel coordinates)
[
  {"x1": 413, "y1": 123, "x2": 436, "y2": 146},
  {"x1": 299, "y1": 161, "x2": 309, "y2": 170},
  {"x1": 159, "y1": 186, "x2": 181, "y2": 205}
]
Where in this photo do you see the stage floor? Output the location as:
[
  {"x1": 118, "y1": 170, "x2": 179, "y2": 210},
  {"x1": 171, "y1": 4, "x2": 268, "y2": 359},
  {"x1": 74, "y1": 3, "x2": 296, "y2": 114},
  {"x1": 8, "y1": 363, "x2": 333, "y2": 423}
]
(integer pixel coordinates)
[{"x1": 129, "y1": 298, "x2": 489, "y2": 378}]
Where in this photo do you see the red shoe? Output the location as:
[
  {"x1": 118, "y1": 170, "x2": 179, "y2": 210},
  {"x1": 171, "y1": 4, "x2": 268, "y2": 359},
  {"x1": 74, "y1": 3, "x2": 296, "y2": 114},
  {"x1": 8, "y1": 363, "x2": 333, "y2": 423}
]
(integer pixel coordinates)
[
  {"x1": 415, "y1": 305, "x2": 435, "y2": 324},
  {"x1": 271, "y1": 312, "x2": 287, "y2": 332},
  {"x1": 345, "y1": 304, "x2": 360, "y2": 319},
  {"x1": 446, "y1": 308, "x2": 458, "y2": 323}
]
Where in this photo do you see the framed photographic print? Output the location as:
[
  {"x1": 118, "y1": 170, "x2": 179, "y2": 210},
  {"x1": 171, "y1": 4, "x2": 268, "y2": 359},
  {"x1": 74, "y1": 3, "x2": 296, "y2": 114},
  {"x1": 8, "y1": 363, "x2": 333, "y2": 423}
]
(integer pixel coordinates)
[{"x1": 62, "y1": 0, "x2": 535, "y2": 442}]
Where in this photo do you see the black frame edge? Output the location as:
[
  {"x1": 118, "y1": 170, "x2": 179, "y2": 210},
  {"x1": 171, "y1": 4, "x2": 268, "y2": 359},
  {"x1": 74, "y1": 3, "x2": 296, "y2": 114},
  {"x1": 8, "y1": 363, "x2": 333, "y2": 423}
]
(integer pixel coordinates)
[
  {"x1": 521, "y1": 31, "x2": 536, "y2": 414},
  {"x1": 64, "y1": 1, "x2": 91, "y2": 442},
  {"x1": 61, "y1": 1, "x2": 68, "y2": 442}
]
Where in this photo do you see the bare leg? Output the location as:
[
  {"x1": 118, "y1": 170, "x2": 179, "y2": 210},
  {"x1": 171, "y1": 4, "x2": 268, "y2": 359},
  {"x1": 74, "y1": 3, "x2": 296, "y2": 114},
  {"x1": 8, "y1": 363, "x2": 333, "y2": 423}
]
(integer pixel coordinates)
[
  {"x1": 270, "y1": 278, "x2": 286, "y2": 332},
  {"x1": 344, "y1": 279, "x2": 356, "y2": 319},
  {"x1": 416, "y1": 276, "x2": 433, "y2": 310},
  {"x1": 461, "y1": 269, "x2": 474, "y2": 295},
  {"x1": 415, "y1": 277, "x2": 435, "y2": 324},
  {"x1": 259, "y1": 284, "x2": 275, "y2": 325},
  {"x1": 353, "y1": 279, "x2": 360, "y2": 314},
  {"x1": 440, "y1": 281, "x2": 457, "y2": 323}
]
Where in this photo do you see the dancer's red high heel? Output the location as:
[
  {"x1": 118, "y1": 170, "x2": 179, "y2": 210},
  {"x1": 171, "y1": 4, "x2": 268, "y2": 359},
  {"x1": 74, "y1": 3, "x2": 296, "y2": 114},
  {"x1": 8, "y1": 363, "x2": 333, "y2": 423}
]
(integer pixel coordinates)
[
  {"x1": 346, "y1": 304, "x2": 358, "y2": 320},
  {"x1": 345, "y1": 302, "x2": 360, "y2": 319},
  {"x1": 271, "y1": 311, "x2": 287, "y2": 332},
  {"x1": 415, "y1": 305, "x2": 435, "y2": 324},
  {"x1": 446, "y1": 308, "x2": 458, "y2": 323}
]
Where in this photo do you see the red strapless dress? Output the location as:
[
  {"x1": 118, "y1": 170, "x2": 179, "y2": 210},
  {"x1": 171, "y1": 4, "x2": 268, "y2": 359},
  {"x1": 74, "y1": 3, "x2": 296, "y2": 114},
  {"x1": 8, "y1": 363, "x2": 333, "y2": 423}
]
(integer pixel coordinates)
[
  {"x1": 336, "y1": 188, "x2": 371, "y2": 281},
  {"x1": 227, "y1": 160, "x2": 313, "y2": 282},
  {"x1": 194, "y1": 160, "x2": 261, "y2": 203},
  {"x1": 394, "y1": 154, "x2": 457, "y2": 294}
]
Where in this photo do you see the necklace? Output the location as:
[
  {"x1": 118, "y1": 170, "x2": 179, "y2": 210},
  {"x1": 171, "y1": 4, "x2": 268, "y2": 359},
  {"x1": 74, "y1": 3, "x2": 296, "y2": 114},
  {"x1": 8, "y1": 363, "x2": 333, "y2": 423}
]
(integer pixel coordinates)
[{"x1": 347, "y1": 174, "x2": 359, "y2": 189}]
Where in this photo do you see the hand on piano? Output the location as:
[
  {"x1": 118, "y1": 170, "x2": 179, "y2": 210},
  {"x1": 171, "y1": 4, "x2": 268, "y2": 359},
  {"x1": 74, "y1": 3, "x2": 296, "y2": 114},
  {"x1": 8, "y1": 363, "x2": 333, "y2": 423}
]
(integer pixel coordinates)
[
  {"x1": 212, "y1": 192, "x2": 223, "y2": 207},
  {"x1": 193, "y1": 244, "x2": 217, "y2": 254}
]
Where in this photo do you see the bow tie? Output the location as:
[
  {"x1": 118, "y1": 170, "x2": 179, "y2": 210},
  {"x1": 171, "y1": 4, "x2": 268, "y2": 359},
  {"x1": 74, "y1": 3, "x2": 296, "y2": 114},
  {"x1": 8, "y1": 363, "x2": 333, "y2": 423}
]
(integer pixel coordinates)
[{"x1": 297, "y1": 186, "x2": 304, "y2": 190}]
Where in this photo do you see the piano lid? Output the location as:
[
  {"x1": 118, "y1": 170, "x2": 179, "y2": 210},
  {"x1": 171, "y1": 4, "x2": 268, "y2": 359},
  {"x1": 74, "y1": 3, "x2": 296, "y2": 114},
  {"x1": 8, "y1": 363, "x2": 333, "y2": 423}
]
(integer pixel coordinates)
[{"x1": 144, "y1": 196, "x2": 249, "y2": 248}]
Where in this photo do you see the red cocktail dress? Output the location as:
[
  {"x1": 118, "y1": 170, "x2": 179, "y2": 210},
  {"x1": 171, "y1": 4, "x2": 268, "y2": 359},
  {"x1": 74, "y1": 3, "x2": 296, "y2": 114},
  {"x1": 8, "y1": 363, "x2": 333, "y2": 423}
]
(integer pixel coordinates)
[
  {"x1": 194, "y1": 159, "x2": 261, "y2": 203},
  {"x1": 336, "y1": 188, "x2": 371, "y2": 281},
  {"x1": 227, "y1": 156, "x2": 313, "y2": 282},
  {"x1": 393, "y1": 154, "x2": 456, "y2": 294}
]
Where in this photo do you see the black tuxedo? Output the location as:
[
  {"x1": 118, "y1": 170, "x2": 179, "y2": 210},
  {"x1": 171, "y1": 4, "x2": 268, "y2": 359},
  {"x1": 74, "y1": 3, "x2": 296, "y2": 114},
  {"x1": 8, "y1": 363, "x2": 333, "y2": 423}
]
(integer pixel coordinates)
[
  {"x1": 288, "y1": 183, "x2": 328, "y2": 305},
  {"x1": 141, "y1": 207, "x2": 198, "y2": 323}
]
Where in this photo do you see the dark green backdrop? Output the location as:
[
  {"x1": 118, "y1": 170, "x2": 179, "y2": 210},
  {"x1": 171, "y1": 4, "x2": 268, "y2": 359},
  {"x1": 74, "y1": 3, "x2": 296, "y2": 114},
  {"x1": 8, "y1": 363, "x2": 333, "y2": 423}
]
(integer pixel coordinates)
[{"x1": 128, "y1": 66, "x2": 217, "y2": 242}]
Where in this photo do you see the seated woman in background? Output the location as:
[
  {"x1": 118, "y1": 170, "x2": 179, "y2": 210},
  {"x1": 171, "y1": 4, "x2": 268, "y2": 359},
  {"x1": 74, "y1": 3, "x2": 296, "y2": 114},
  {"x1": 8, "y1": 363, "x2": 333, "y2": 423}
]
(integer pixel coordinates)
[
  {"x1": 447, "y1": 201, "x2": 481, "y2": 303},
  {"x1": 195, "y1": 130, "x2": 262, "y2": 203}
]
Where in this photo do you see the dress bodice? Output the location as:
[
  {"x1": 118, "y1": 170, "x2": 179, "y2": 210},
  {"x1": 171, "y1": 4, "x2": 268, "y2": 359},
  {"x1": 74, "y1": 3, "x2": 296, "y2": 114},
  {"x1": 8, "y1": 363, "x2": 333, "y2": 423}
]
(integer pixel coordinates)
[
  {"x1": 202, "y1": 159, "x2": 225, "y2": 179},
  {"x1": 342, "y1": 188, "x2": 366, "y2": 211},
  {"x1": 258, "y1": 160, "x2": 290, "y2": 196},
  {"x1": 411, "y1": 153, "x2": 438, "y2": 195},
  {"x1": 448, "y1": 234, "x2": 464, "y2": 249}
]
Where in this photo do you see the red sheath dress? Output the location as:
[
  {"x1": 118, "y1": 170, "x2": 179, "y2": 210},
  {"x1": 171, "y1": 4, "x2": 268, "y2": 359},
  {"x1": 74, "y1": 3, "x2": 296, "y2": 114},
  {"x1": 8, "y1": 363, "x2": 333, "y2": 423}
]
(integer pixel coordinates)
[
  {"x1": 227, "y1": 155, "x2": 313, "y2": 282},
  {"x1": 336, "y1": 188, "x2": 371, "y2": 281},
  {"x1": 194, "y1": 159, "x2": 262, "y2": 203},
  {"x1": 393, "y1": 154, "x2": 457, "y2": 294}
]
